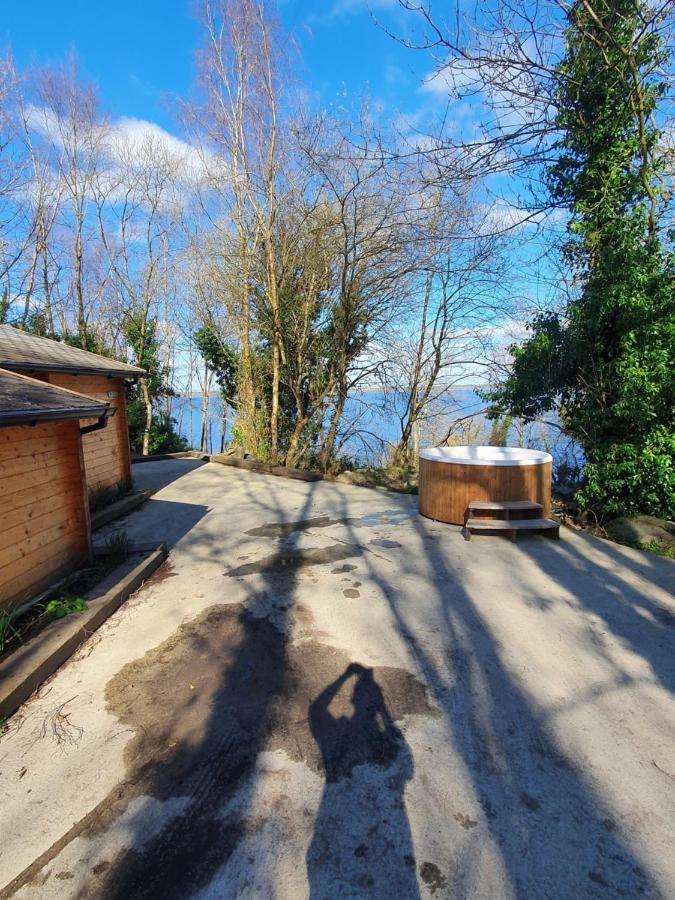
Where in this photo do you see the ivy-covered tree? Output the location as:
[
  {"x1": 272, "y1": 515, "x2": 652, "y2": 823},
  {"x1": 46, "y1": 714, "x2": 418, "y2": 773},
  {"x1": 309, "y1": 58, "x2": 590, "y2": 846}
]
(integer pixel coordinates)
[
  {"x1": 193, "y1": 322, "x2": 239, "y2": 452},
  {"x1": 125, "y1": 312, "x2": 187, "y2": 456},
  {"x1": 193, "y1": 323, "x2": 238, "y2": 407},
  {"x1": 488, "y1": 0, "x2": 674, "y2": 519}
]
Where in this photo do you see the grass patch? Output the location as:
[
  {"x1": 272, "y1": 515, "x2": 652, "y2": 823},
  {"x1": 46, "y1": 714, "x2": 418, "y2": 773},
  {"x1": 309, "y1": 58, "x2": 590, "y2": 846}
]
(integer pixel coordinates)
[
  {"x1": 89, "y1": 479, "x2": 132, "y2": 513},
  {"x1": 637, "y1": 539, "x2": 675, "y2": 559}
]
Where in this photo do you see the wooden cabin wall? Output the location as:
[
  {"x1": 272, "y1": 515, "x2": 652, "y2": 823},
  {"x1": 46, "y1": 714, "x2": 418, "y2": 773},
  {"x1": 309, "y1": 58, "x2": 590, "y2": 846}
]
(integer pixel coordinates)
[
  {"x1": 48, "y1": 374, "x2": 133, "y2": 495},
  {"x1": 0, "y1": 421, "x2": 91, "y2": 610}
]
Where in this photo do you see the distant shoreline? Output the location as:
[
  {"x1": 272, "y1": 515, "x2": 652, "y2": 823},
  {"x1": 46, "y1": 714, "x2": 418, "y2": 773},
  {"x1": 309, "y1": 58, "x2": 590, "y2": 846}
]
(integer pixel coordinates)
[{"x1": 176, "y1": 385, "x2": 485, "y2": 400}]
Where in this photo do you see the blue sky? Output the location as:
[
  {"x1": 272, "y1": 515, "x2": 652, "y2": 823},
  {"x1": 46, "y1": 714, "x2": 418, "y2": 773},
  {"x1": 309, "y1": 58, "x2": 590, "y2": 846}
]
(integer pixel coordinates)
[{"x1": 1, "y1": 0, "x2": 441, "y2": 137}]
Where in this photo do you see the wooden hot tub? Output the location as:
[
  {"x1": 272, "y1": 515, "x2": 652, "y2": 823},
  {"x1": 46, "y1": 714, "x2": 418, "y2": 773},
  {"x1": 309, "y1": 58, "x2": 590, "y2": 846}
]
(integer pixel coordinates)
[{"x1": 418, "y1": 446, "x2": 553, "y2": 525}]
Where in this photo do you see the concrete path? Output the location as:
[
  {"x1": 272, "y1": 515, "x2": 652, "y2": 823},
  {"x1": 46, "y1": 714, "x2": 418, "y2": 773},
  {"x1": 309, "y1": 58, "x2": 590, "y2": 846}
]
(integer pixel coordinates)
[{"x1": 0, "y1": 459, "x2": 673, "y2": 899}]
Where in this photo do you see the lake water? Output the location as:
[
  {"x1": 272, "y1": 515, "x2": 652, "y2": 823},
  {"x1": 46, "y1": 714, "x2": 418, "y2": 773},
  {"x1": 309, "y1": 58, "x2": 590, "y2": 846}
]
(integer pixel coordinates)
[{"x1": 170, "y1": 390, "x2": 580, "y2": 473}]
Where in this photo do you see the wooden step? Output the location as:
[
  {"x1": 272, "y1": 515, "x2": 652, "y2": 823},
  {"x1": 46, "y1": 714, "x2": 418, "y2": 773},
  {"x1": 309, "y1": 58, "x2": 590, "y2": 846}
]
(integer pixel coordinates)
[
  {"x1": 465, "y1": 517, "x2": 560, "y2": 542},
  {"x1": 468, "y1": 500, "x2": 542, "y2": 513}
]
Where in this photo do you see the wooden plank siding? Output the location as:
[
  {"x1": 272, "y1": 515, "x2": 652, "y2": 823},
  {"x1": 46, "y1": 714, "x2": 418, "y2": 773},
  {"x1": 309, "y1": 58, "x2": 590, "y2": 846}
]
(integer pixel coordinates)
[
  {"x1": 47, "y1": 374, "x2": 133, "y2": 494},
  {"x1": 0, "y1": 421, "x2": 91, "y2": 610}
]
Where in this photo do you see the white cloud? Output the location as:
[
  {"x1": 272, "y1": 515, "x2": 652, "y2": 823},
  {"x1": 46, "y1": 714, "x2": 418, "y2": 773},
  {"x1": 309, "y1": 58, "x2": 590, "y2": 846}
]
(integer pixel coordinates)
[
  {"x1": 26, "y1": 104, "x2": 211, "y2": 199},
  {"x1": 421, "y1": 63, "x2": 483, "y2": 99},
  {"x1": 111, "y1": 117, "x2": 195, "y2": 159}
]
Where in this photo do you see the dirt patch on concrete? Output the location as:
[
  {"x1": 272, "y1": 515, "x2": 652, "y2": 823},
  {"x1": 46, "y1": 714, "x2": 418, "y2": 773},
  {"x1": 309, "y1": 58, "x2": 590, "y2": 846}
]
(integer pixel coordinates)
[
  {"x1": 7, "y1": 603, "x2": 436, "y2": 899},
  {"x1": 419, "y1": 861, "x2": 448, "y2": 894}
]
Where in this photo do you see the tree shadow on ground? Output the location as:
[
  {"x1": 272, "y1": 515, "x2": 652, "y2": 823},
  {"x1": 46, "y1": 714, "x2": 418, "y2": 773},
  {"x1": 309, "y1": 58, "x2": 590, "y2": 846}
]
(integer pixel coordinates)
[
  {"x1": 515, "y1": 533, "x2": 675, "y2": 695},
  {"x1": 330, "y1": 490, "x2": 666, "y2": 898}
]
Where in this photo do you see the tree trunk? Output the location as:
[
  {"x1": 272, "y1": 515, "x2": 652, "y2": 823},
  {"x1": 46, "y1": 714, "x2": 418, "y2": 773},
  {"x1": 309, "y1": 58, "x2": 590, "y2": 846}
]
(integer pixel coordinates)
[
  {"x1": 220, "y1": 406, "x2": 227, "y2": 454},
  {"x1": 140, "y1": 376, "x2": 153, "y2": 456},
  {"x1": 266, "y1": 237, "x2": 280, "y2": 466},
  {"x1": 41, "y1": 239, "x2": 54, "y2": 337},
  {"x1": 75, "y1": 227, "x2": 86, "y2": 344},
  {"x1": 201, "y1": 368, "x2": 210, "y2": 453},
  {"x1": 321, "y1": 388, "x2": 346, "y2": 473}
]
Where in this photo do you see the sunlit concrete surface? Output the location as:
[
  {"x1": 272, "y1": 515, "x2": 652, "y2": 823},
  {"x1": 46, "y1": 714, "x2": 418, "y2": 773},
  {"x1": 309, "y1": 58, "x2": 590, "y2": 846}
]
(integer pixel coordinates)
[{"x1": 0, "y1": 459, "x2": 673, "y2": 899}]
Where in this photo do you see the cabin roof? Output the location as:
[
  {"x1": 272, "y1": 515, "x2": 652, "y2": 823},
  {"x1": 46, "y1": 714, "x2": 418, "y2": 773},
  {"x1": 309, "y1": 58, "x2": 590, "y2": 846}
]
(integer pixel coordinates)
[
  {"x1": 0, "y1": 368, "x2": 113, "y2": 427},
  {"x1": 0, "y1": 325, "x2": 145, "y2": 378}
]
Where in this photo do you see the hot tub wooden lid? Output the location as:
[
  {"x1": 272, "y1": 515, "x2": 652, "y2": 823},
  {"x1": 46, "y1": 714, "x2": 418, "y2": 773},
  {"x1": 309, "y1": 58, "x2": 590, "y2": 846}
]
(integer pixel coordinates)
[{"x1": 419, "y1": 446, "x2": 553, "y2": 466}]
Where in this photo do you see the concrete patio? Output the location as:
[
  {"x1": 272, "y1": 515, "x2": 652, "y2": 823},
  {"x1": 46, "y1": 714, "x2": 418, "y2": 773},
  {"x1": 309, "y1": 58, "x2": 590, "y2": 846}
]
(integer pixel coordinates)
[{"x1": 0, "y1": 458, "x2": 673, "y2": 899}]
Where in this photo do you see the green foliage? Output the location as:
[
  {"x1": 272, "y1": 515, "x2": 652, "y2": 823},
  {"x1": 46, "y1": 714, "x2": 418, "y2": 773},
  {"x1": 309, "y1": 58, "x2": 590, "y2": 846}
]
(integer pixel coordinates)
[
  {"x1": 88, "y1": 479, "x2": 131, "y2": 512},
  {"x1": 43, "y1": 596, "x2": 87, "y2": 620},
  {"x1": 637, "y1": 539, "x2": 675, "y2": 560},
  {"x1": 24, "y1": 310, "x2": 51, "y2": 337},
  {"x1": 576, "y1": 427, "x2": 674, "y2": 518},
  {"x1": 63, "y1": 329, "x2": 108, "y2": 354},
  {"x1": 0, "y1": 286, "x2": 9, "y2": 324},
  {"x1": 489, "y1": 415, "x2": 512, "y2": 447},
  {"x1": 193, "y1": 323, "x2": 238, "y2": 404},
  {"x1": 124, "y1": 314, "x2": 166, "y2": 398},
  {"x1": 104, "y1": 530, "x2": 130, "y2": 567},
  {"x1": 486, "y1": 0, "x2": 675, "y2": 519},
  {"x1": 126, "y1": 399, "x2": 188, "y2": 454},
  {"x1": 0, "y1": 608, "x2": 22, "y2": 653}
]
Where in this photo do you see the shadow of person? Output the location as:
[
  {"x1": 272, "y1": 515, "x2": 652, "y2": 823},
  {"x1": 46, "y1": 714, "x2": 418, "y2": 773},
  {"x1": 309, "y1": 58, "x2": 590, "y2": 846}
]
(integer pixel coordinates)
[{"x1": 307, "y1": 663, "x2": 420, "y2": 899}]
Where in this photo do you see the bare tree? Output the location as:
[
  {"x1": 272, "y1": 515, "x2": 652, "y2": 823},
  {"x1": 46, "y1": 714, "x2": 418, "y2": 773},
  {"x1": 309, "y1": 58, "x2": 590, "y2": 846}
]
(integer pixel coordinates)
[
  {"x1": 95, "y1": 131, "x2": 184, "y2": 454},
  {"x1": 387, "y1": 184, "x2": 509, "y2": 466},
  {"x1": 193, "y1": 0, "x2": 287, "y2": 460},
  {"x1": 35, "y1": 58, "x2": 106, "y2": 345},
  {"x1": 0, "y1": 54, "x2": 29, "y2": 295},
  {"x1": 298, "y1": 112, "x2": 419, "y2": 471}
]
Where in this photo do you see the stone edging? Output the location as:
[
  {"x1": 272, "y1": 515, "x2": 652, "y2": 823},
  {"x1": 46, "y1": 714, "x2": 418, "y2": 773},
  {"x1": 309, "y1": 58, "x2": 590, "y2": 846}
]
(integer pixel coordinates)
[{"x1": 0, "y1": 544, "x2": 166, "y2": 721}]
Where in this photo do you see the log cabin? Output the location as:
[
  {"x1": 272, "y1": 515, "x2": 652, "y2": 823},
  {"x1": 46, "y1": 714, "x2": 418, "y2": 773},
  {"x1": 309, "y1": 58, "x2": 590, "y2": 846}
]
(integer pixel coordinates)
[
  {"x1": 0, "y1": 325, "x2": 145, "y2": 498},
  {"x1": 0, "y1": 368, "x2": 115, "y2": 610}
]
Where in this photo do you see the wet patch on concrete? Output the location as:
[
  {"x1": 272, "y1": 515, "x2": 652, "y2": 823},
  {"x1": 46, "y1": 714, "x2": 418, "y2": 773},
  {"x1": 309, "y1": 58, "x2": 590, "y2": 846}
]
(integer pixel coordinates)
[
  {"x1": 246, "y1": 517, "x2": 346, "y2": 539},
  {"x1": 245, "y1": 509, "x2": 413, "y2": 541},
  {"x1": 331, "y1": 564, "x2": 357, "y2": 574},
  {"x1": 359, "y1": 509, "x2": 415, "y2": 527},
  {"x1": 10, "y1": 604, "x2": 437, "y2": 899},
  {"x1": 343, "y1": 589, "x2": 360, "y2": 599},
  {"x1": 370, "y1": 538, "x2": 402, "y2": 550},
  {"x1": 226, "y1": 543, "x2": 363, "y2": 577}
]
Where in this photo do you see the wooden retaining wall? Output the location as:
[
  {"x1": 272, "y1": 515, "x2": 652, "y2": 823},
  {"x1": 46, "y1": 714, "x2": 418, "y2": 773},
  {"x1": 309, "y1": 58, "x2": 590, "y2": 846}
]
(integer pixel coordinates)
[
  {"x1": 48, "y1": 374, "x2": 133, "y2": 493},
  {"x1": 0, "y1": 421, "x2": 91, "y2": 609}
]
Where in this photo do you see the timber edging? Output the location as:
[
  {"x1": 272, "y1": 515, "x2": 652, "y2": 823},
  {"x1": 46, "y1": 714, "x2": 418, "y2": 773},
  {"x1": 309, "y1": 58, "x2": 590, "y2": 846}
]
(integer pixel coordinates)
[
  {"x1": 0, "y1": 544, "x2": 166, "y2": 721},
  {"x1": 210, "y1": 454, "x2": 324, "y2": 482},
  {"x1": 131, "y1": 451, "x2": 211, "y2": 464},
  {"x1": 90, "y1": 489, "x2": 155, "y2": 530}
]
